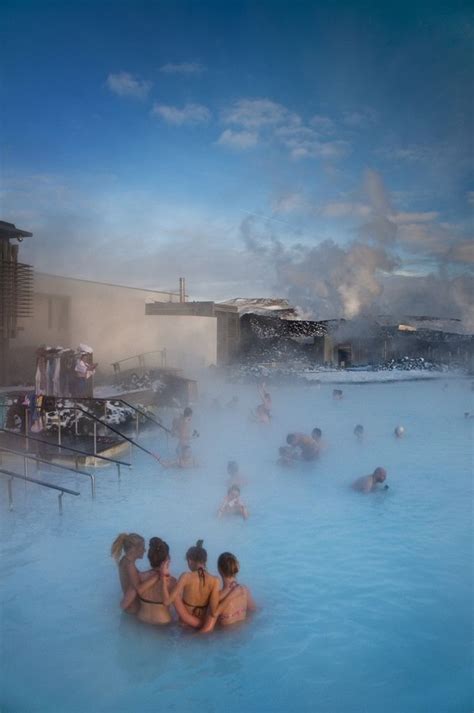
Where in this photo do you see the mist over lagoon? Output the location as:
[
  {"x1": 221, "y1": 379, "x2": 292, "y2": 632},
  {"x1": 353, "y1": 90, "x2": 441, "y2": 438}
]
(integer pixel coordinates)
[{"x1": 0, "y1": 2, "x2": 473, "y2": 712}]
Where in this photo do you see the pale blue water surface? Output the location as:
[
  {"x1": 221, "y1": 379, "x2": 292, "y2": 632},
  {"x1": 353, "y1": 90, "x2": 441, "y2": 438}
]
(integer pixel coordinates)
[{"x1": 0, "y1": 379, "x2": 472, "y2": 712}]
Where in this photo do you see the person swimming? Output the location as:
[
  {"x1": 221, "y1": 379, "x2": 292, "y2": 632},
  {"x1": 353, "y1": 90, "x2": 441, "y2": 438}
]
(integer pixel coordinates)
[
  {"x1": 394, "y1": 425, "x2": 405, "y2": 438},
  {"x1": 277, "y1": 445, "x2": 298, "y2": 467},
  {"x1": 218, "y1": 485, "x2": 249, "y2": 520},
  {"x1": 121, "y1": 537, "x2": 177, "y2": 625},
  {"x1": 162, "y1": 540, "x2": 220, "y2": 628},
  {"x1": 110, "y1": 532, "x2": 146, "y2": 614},
  {"x1": 226, "y1": 460, "x2": 247, "y2": 488},
  {"x1": 352, "y1": 467, "x2": 388, "y2": 493},
  {"x1": 200, "y1": 552, "x2": 256, "y2": 633},
  {"x1": 354, "y1": 424, "x2": 364, "y2": 440},
  {"x1": 251, "y1": 382, "x2": 272, "y2": 423},
  {"x1": 333, "y1": 388, "x2": 343, "y2": 400},
  {"x1": 311, "y1": 427, "x2": 327, "y2": 452},
  {"x1": 286, "y1": 432, "x2": 319, "y2": 461}
]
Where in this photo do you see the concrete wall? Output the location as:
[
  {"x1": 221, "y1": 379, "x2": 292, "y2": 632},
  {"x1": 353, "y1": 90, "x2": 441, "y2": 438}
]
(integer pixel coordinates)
[{"x1": 10, "y1": 273, "x2": 217, "y2": 381}]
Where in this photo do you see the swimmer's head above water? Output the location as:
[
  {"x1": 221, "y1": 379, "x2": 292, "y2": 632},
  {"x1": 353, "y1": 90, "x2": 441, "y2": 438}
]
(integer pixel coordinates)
[
  {"x1": 217, "y1": 552, "x2": 239, "y2": 578},
  {"x1": 186, "y1": 539, "x2": 207, "y2": 569},
  {"x1": 286, "y1": 433, "x2": 297, "y2": 445},
  {"x1": 354, "y1": 424, "x2": 364, "y2": 438},
  {"x1": 110, "y1": 532, "x2": 145, "y2": 561},
  {"x1": 148, "y1": 537, "x2": 170, "y2": 569},
  {"x1": 373, "y1": 467, "x2": 387, "y2": 483},
  {"x1": 227, "y1": 460, "x2": 239, "y2": 476},
  {"x1": 311, "y1": 428, "x2": 322, "y2": 441},
  {"x1": 394, "y1": 426, "x2": 405, "y2": 438}
]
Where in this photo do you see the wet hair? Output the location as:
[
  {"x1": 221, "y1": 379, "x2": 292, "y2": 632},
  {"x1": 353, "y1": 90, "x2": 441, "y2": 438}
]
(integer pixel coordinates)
[
  {"x1": 312, "y1": 428, "x2": 322, "y2": 439},
  {"x1": 286, "y1": 433, "x2": 297, "y2": 445},
  {"x1": 186, "y1": 539, "x2": 207, "y2": 565},
  {"x1": 110, "y1": 532, "x2": 144, "y2": 561},
  {"x1": 148, "y1": 537, "x2": 170, "y2": 569},
  {"x1": 227, "y1": 460, "x2": 239, "y2": 475},
  {"x1": 183, "y1": 407, "x2": 193, "y2": 417},
  {"x1": 354, "y1": 424, "x2": 364, "y2": 435},
  {"x1": 374, "y1": 467, "x2": 387, "y2": 481},
  {"x1": 218, "y1": 552, "x2": 240, "y2": 578},
  {"x1": 228, "y1": 485, "x2": 240, "y2": 496}
]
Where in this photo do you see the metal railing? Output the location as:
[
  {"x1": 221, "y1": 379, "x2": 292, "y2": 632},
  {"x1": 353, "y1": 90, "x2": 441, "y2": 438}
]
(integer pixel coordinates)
[
  {"x1": 0, "y1": 429, "x2": 131, "y2": 478},
  {"x1": 0, "y1": 445, "x2": 96, "y2": 498},
  {"x1": 74, "y1": 405, "x2": 160, "y2": 461},
  {"x1": 0, "y1": 394, "x2": 168, "y2": 465},
  {"x1": 0, "y1": 466, "x2": 80, "y2": 514}
]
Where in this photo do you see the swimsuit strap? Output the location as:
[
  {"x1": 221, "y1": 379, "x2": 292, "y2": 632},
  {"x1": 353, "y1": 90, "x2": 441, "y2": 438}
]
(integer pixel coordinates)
[
  {"x1": 138, "y1": 594, "x2": 164, "y2": 605},
  {"x1": 197, "y1": 566, "x2": 206, "y2": 586}
]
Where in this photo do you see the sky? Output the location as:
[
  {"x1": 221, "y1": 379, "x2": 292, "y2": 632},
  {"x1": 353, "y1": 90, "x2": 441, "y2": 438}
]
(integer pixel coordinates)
[{"x1": 1, "y1": 0, "x2": 473, "y2": 321}]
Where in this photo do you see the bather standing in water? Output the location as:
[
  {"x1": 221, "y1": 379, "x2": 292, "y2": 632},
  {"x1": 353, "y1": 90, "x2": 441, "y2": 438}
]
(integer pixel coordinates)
[
  {"x1": 171, "y1": 407, "x2": 196, "y2": 448},
  {"x1": 352, "y1": 467, "x2": 388, "y2": 493},
  {"x1": 160, "y1": 444, "x2": 198, "y2": 469},
  {"x1": 286, "y1": 432, "x2": 319, "y2": 461},
  {"x1": 252, "y1": 382, "x2": 272, "y2": 423},
  {"x1": 354, "y1": 424, "x2": 364, "y2": 440},
  {"x1": 200, "y1": 552, "x2": 256, "y2": 633},
  {"x1": 162, "y1": 540, "x2": 220, "y2": 628},
  {"x1": 311, "y1": 427, "x2": 327, "y2": 452},
  {"x1": 277, "y1": 445, "x2": 299, "y2": 467},
  {"x1": 226, "y1": 460, "x2": 247, "y2": 488},
  {"x1": 121, "y1": 537, "x2": 177, "y2": 625},
  {"x1": 110, "y1": 532, "x2": 147, "y2": 614},
  {"x1": 218, "y1": 485, "x2": 249, "y2": 520}
]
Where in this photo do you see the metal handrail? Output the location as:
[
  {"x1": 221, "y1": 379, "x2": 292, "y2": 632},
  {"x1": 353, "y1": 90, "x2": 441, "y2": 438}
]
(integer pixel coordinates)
[
  {"x1": 117, "y1": 399, "x2": 172, "y2": 434},
  {"x1": 0, "y1": 445, "x2": 96, "y2": 498},
  {"x1": 74, "y1": 405, "x2": 160, "y2": 462},
  {"x1": 0, "y1": 429, "x2": 131, "y2": 476},
  {"x1": 0, "y1": 466, "x2": 79, "y2": 514}
]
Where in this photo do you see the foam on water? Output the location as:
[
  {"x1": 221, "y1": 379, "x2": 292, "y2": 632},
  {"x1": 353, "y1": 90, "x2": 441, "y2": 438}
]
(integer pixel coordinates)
[{"x1": 0, "y1": 379, "x2": 472, "y2": 712}]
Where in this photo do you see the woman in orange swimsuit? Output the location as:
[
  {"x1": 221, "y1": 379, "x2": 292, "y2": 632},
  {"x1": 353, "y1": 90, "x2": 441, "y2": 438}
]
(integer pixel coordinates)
[
  {"x1": 162, "y1": 540, "x2": 220, "y2": 628},
  {"x1": 201, "y1": 552, "x2": 256, "y2": 633}
]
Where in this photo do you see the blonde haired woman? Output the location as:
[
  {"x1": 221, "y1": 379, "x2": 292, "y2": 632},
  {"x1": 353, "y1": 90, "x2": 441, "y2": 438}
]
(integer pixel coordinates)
[{"x1": 110, "y1": 532, "x2": 146, "y2": 614}]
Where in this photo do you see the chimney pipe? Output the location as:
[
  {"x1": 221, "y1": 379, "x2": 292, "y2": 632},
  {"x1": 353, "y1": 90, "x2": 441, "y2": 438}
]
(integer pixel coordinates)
[{"x1": 179, "y1": 277, "x2": 186, "y2": 303}]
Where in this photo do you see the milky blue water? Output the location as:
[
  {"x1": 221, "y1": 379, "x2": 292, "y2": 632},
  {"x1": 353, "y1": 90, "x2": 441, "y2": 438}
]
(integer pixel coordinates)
[{"x1": 0, "y1": 378, "x2": 472, "y2": 712}]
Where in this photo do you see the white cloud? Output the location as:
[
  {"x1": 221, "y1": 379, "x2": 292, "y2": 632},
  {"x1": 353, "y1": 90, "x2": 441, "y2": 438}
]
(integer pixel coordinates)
[
  {"x1": 222, "y1": 98, "x2": 298, "y2": 129},
  {"x1": 106, "y1": 72, "x2": 152, "y2": 99},
  {"x1": 321, "y1": 201, "x2": 371, "y2": 218},
  {"x1": 342, "y1": 108, "x2": 377, "y2": 128},
  {"x1": 390, "y1": 211, "x2": 439, "y2": 224},
  {"x1": 272, "y1": 192, "x2": 307, "y2": 214},
  {"x1": 159, "y1": 62, "x2": 205, "y2": 75},
  {"x1": 309, "y1": 114, "x2": 336, "y2": 134},
  {"x1": 290, "y1": 140, "x2": 351, "y2": 161},
  {"x1": 152, "y1": 103, "x2": 211, "y2": 125},
  {"x1": 216, "y1": 129, "x2": 258, "y2": 150}
]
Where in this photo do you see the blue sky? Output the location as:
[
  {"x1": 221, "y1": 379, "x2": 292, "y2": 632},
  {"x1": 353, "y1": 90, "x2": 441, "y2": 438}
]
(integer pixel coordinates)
[{"x1": 1, "y1": 1, "x2": 473, "y2": 318}]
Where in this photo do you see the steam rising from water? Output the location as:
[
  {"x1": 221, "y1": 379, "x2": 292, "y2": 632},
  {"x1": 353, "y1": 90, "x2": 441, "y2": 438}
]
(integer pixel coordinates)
[{"x1": 241, "y1": 170, "x2": 474, "y2": 325}]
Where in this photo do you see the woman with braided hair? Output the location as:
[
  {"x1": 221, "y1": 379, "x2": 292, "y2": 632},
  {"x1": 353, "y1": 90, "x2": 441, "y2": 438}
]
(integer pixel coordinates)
[
  {"x1": 121, "y1": 537, "x2": 177, "y2": 625},
  {"x1": 162, "y1": 540, "x2": 220, "y2": 628}
]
